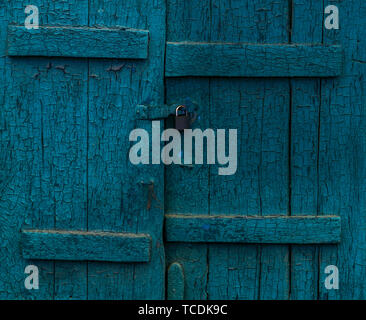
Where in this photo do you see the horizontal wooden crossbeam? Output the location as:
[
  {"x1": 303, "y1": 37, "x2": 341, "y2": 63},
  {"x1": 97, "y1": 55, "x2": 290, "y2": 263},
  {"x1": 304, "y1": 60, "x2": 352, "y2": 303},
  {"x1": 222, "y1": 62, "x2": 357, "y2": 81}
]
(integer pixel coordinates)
[
  {"x1": 165, "y1": 215, "x2": 341, "y2": 244},
  {"x1": 166, "y1": 42, "x2": 343, "y2": 77},
  {"x1": 7, "y1": 25, "x2": 149, "y2": 59},
  {"x1": 22, "y1": 229, "x2": 151, "y2": 262}
]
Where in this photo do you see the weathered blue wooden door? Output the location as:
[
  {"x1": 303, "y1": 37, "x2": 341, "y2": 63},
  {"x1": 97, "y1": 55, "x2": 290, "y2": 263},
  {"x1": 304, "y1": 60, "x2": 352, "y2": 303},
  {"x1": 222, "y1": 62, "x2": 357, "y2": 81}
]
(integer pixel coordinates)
[
  {"x1": 0, "y1": 0, "x2": 166, "y2": 299},
  {"x1": 1, "y1": 0, "x2": 366, "y2": 300},
  {"x1": 164, "y1": 0, "x2": 365, "y2": 300}
]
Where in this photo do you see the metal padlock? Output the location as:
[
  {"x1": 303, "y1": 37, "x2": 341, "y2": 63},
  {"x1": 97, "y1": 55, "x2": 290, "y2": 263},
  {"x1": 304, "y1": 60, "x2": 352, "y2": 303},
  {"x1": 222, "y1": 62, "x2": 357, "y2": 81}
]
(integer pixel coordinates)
[{"x1": 175, "y1": 105, "x2": 191, "y2": 131}]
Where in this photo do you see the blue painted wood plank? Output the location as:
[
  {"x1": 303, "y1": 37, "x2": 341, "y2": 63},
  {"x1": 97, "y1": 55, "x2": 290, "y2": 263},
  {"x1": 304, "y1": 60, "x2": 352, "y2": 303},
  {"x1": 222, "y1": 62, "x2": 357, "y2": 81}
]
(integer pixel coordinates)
[
  {"x1": 164, "y1": 79, "x2": 211, "y2": 299},
  {"x1": 22, "y1": 230, "x2": 151, "y2": 262},
  {"x1": 165, "y1": 215, "x2": 341, "y2": 244},
  {"x1": 86, "y1": 0, "x2": 166, "y2": 299},
  {"x1": 319, "y1": 0, "x2": 366, "y2": 300},
  {"x1": 247, "y1": 1, "x2": 291, "y2": 300},
  {"x1": 0, "y1": 0, "x2": 90, "y2": 300},
  {"x1": 208, "y1": 78, "x2": 263, "y2": 300},
  {"x1": 39, "y1": 57, "x2": 89, "y2": 299},
  {"x1": 166, "y1": 43, "x2": 343, "y2": 77},
  {"x1": 7, "y1": 25, "x2": 149, "y2": 59},
  {"x1": 164, "y1": 0, "x2": 291, "y2": 300},
  {"x1": 207, "y1": 0, "x2": 290, "y2": 300},
  {"x1": 165, "y1": 0, "x2": 211, "y2": 300},
  {"x1": 32, "y1": 1, "x2": 90, "y2": 301},
  {"x1": 290, "y1": 0, "x2": 324, "y2": 300}
]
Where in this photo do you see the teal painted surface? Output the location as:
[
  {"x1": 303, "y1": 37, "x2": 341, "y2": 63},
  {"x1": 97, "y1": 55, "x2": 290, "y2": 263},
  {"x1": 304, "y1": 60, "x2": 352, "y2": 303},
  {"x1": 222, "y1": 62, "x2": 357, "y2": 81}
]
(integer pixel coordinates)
[
  {"x1": 165, "y1": 0, "x2": 291, "y2": 300},
  {"x1": 1, "y1": 0, "x2": 366, "y2": 300},
  {"x1": 0, "y1": 0, "x2": 165, "y2": 300},
  {"x1": 290, "y1": 0, "x2": 324, "y2": 300},
  {"x1": 165, "y1": 0, "x2": 212, "y2": 301},
  {"x1": 166, "y1": 43, "x2": 343, "y2": 77},
  {"x1": 22, "y1": 230, "x2": 151, "y2": 262},
  {"x1": 211, "y1": 0, "x2": 290, "y2": 301},
  {"x1": 86, "y1": 0, "x2": 166, "y2": 300},
  {"x1": 165, "y1": 215, "x2": 341, "y2": 244},
  {"x1": 164, "y1": 0, "x2": 365, "y2": 301},
  {"x1": 0, "y1": 0, "x2": 90, "y2": 300},
  {"x1": 318, "y1": 0, "x2": 366, "y2": 300},
  {"x1": 167, "y1": 262, "x2": 184, "y2": 300},
  {"x1": 7, "y1": 25, "x2": 149, "y2": 59}
]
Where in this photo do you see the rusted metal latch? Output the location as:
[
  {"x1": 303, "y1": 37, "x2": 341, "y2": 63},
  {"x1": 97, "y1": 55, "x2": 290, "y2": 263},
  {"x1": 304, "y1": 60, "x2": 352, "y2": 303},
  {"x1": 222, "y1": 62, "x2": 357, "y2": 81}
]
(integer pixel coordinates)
[{"x1": 135, "y1": 99, "x2": 199, "y2": 123}]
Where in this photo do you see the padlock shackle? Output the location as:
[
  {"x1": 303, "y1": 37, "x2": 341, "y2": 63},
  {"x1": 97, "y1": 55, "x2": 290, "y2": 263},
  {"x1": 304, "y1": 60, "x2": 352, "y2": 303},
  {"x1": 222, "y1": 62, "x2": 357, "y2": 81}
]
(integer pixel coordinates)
[{"x1": 176, "y1": 105, "x2": 187, "y2": 116}]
